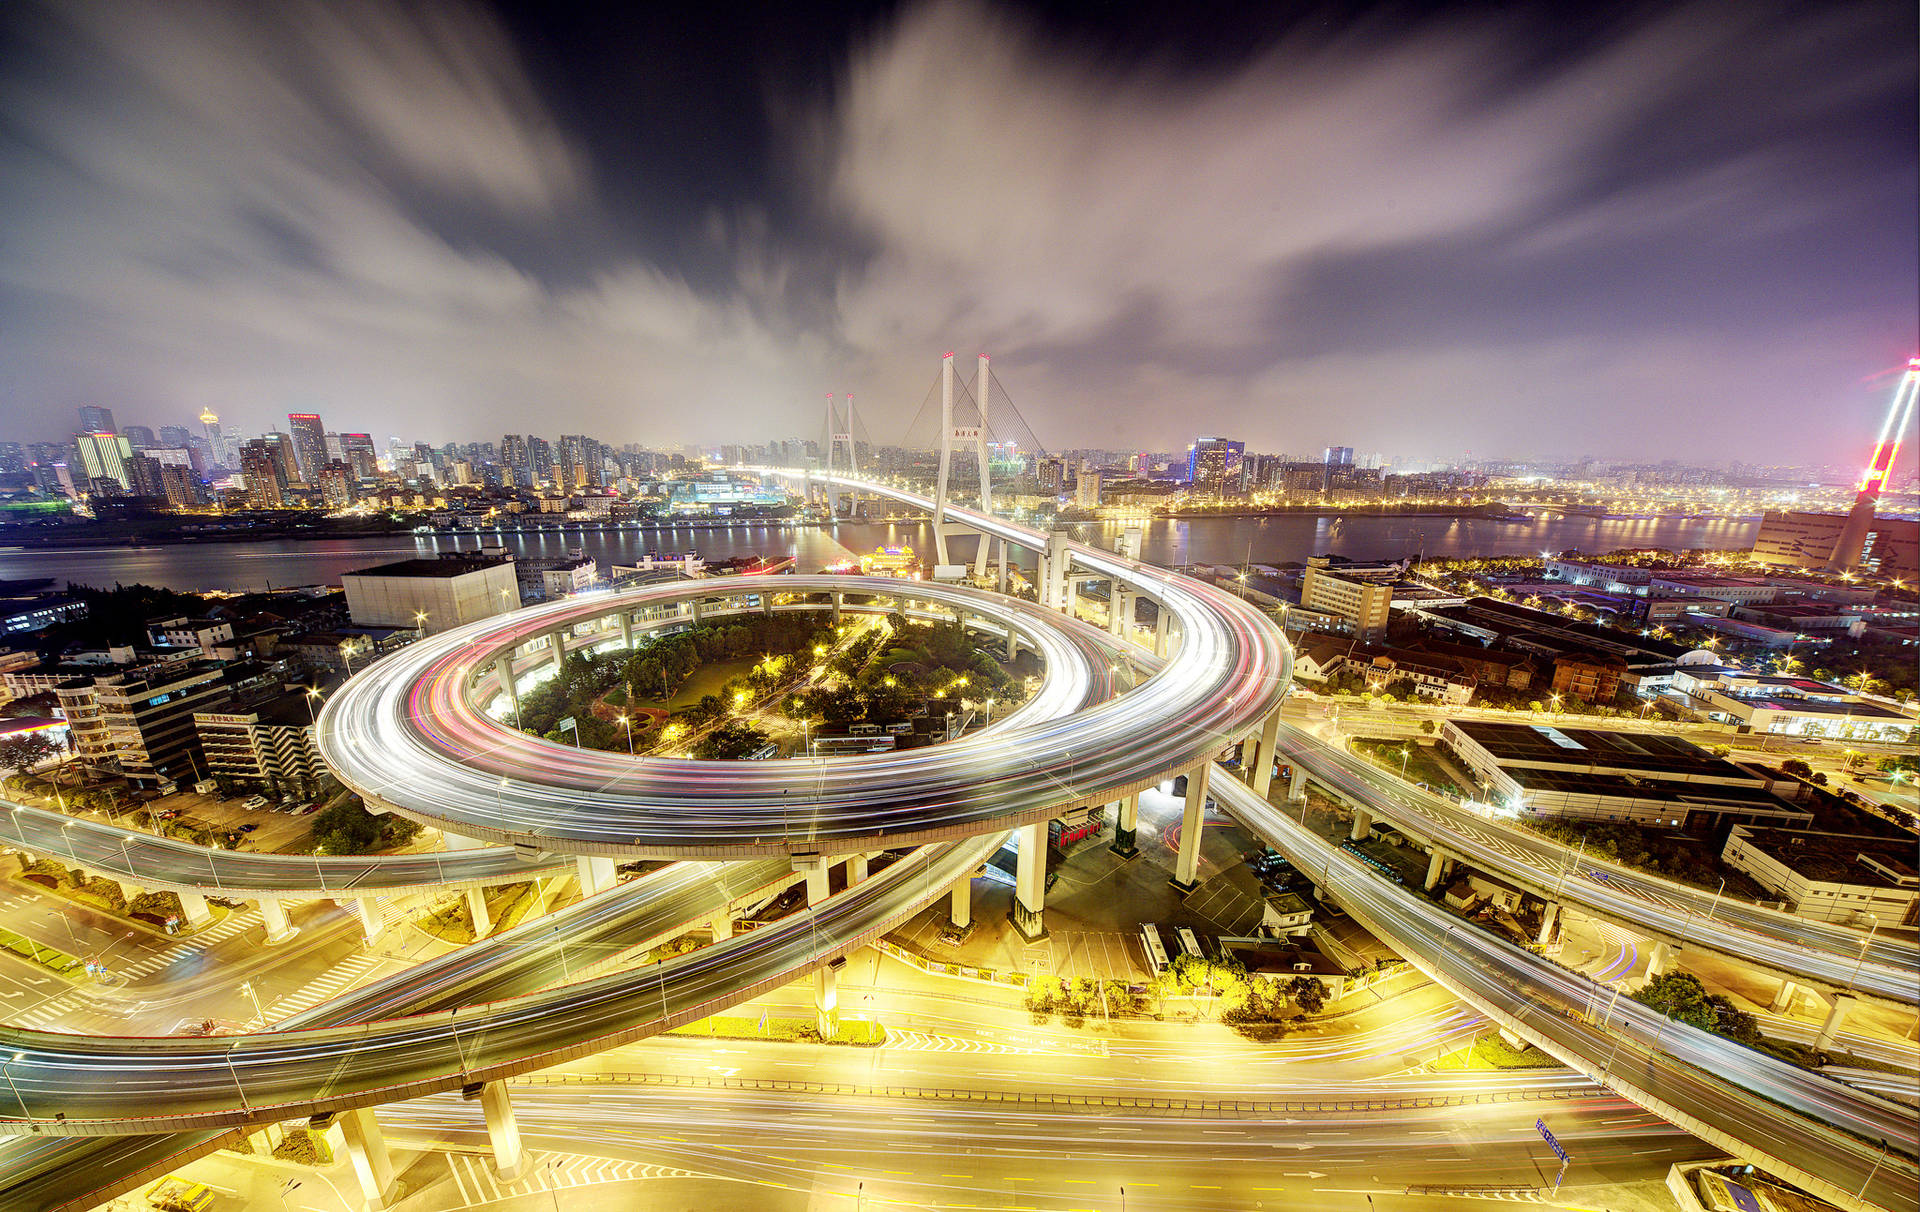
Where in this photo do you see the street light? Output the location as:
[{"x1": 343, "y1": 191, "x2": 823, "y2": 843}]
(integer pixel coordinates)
[
  {"x1": 616, "y1": 714, "x2": 634, "y2": 755},
  {"x1": 240, "y1": 979, "x2": 268, "y2": 1028},
  {"x1": 1846, "y1": 914, "x2": 1880, "y2": 993}
]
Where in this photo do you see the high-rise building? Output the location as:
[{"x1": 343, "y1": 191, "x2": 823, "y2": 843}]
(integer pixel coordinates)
[
  {"x1": 341, "y1": 433, "x2": 378, "y2": 478},
  {"x1": 287, "y1": 413, "x2": 327, "y2": 483},
  {"x1": 158, "y1": 463, "x2": 205, "y2": 511},
  {"x1": 1324, "y1": 446, "x2": 1354, "y2": 467},
  {"x1": 526, "y1": 436, "x2": 554, "y2": 487},
  {"x1": 1186, "y1": 437, "x2": 1245, "y2": 496},
  {"x1": 122, "y1": 425, "x2": 157, "y2": 449},
  {"x1": 319, "y1": 461, "x2": 358, "y2": 508},
  {"x1": 240, "y1": 439, "x2": 287, "y2": 508},
  {"x1": 158, "y1": 425, "x2": 192, "y2": 449},
  {"x1": 263, "y1": 432, "x2": 300, "y2": 488},
  {"x1": 126, "y1": 454, "x2": 168, "y2": 498},
  {"x1": 75, "y1": 432, "x2": 133, "y2": 490},
  {"x1": 77, "y1": 405, "x2": 116, "y2": 435}
]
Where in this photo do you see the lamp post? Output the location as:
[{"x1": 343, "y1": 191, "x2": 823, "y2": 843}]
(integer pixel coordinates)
[
  {"x1": 240, "y1": 979, "x2": 268, "y2": 1028},
  {"x1": 617, "y1": 714, "x2": 634, "y2": 755},
  {"x1": 1847, "y1": 914, "x2": 1880, "y2": 993}
]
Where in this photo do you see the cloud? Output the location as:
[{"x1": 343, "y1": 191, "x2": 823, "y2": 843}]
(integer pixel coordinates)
[{"x1": 0, "y1": 0, "x2": 1909, "y2": 463}]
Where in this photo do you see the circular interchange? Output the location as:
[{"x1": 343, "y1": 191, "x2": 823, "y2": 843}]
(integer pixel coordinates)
[{"x1": 320, "y1": 571, "x2": 1291, "y2": 858}]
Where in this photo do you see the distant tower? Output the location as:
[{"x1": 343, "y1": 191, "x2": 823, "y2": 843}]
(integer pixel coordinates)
[{"x1": 1825, "y1": 357, "x2": 1919, "y2": 573}]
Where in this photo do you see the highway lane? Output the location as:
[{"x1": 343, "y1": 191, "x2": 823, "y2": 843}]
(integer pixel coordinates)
[
  {"x1": 0, "y1": 857, "x2": 797, "y2": 1211},
  {"x1": 380, "y1": 1082, "x2": 1719, "y2": 1210},
  {"x1": 0, "y1": 797, "x2": 568, "y2": 898},
  {"x1": 320, "y1": 573, "x2": 1289, "y2": 857},
  {"x1": 1276, "y1": 719, "x2": 1920, "y2": 1003},
  {"x1": 1214, "y1": 769, "x2": 1920, "y2": 1212},
  {"x1": 0, "y1": 836, "x2": 1001, "y2": 1133}
]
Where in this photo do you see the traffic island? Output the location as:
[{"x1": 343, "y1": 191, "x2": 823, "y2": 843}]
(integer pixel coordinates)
[{"x1": 669, "y1": 1013, "x2": 886, "y2": 1046}]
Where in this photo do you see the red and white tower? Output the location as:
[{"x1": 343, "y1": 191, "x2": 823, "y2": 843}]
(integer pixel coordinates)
[{"x1": 1825, "y1": 357, "x2": 1919, "y2": 572}]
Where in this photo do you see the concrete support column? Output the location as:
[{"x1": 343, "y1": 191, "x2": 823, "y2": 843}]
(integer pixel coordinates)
[
  {"x1": 1108, "y1": 582, "x2": 1129, "y2": 637},
  {"x1": 1348, "y1": 809, "x2": 1372, "y2": 843},
  {"x1": 347, "y1": 897, "x2": 383, "y2": 945},
  {"x1": 1045, "y1": 530, "x2": 1071, "y2": 609},
  {"x1": 691, "y1": 600, "x2": 703, "y2": 625},
  {"x1": 1644, "y1": 940, "x2": 1671, "y2": 982},
  {"x1": 1006, "y1": 626, "x2": 1020, "y2": 662},
  {"x1": 1153, "y1": 607, "x2": 1171, "y2": 658},
  {"x1": 949, "y1": 876, "x2": 972, "y2": 930},
  {"x1": 816, "y1": 957, "x2": 843, "y2": 1037},
  {"x1": 547, "y1": 631, "x2": 567, "y2": 673},
  {"x1": 1814, "y1": 994, "x2": 1856, "y2": 1050},
  {"x1": 496, "y1": 655, "x2": 520, "y2": 722},
  {"x1": 177, "y1": 890, "x2": 213, "y2": 929},
  {"x1": 1062, "y1": 573, "x2": 1079, "y2": 619},
  {"x1": 575, "y1": 855, "x2": 616, "y2": 897},
  {"x1": 1173, "y1": 763, "x2": 1210, "y2": 892},
  {"x1": 795, "y1": 856, "x2": 830, "y2": 906},
  {"x1": 1250, "y1": 711, "x2": 1283, "y2": 797},
  {"x1": 995, "y1": 540, "x2": 1008, "y2": 595},
  {"x1": 1287, "y1": 764, "x2": 1307, "y2": 804},
  {"x1": 259, "y1": 896, "x2": 296, "y2": 945},
  {"x1": 618, "y1": 612, "x2": 634, "y2": 651},
  {"x1": 1535, "y1": 900, "x2": 1561, "y2": 945},
  {"x1": 478, "y1": 1080, "x2": 524, "y2": 1180},
  {"x1": 1424, "y1": 848, "x2": 1448, "y2": 892},
  {"x1": 338, "y1": 1107, "x2": 395, "y2": 1210},
  {"x1": 1110, "y1": 793, "x2": 1140, "y2": 858},
  {"x1": 465, "y1": 886, "x2": 492, "y2": 938},
  {"x1": 1011, "y1": 822, "x2": 1048, "y2": 941},
  {"x1": 847, "y1": 852, "x2": 870, "y2": 885},
  {"x1": 1770, "y1": 978, "x2": 1799, "y2": 1015},
  {"x1": 710, "y1": 910, "x2": 733, "y2": 940},
  {"x1": 831, "y1": 590, "x2": 843, "y2": 625}
]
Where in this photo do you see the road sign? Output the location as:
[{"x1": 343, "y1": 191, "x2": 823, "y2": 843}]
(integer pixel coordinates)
[
  {"x1": 1536, "y1": 1118, "x2": 1569, "y2": 1164},
  {"x1": 558, "y1": 716, "x2": 576, "y2": 732}
]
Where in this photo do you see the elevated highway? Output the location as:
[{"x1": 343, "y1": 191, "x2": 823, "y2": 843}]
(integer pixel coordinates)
[
  {"x1": 0, "y1": 470, "x2": 1910, "y2": 1212},
  {"x1": 1275, "y1": 720, "x2": 1920, "y2": 1006}
]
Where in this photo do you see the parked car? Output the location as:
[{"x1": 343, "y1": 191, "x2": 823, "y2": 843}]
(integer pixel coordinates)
[
  {"x1": 238, "y1": 823, "x2": 257, "y2": 833},
  {"x1": 241, "y1": 795, "x2": 270, "y2": 810}
]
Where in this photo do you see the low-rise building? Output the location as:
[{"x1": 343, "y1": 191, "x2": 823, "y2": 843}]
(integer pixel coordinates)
[
  {"x1": 1300, "y1": 557, "x2": 1393, "y2": 641},
  {"x1": 194, "y1": 693, "x2": 329, "y2": 799},
  {"x1": 341, "y1": 554, "x2": 520, "y2": 634},
  {"x1": 1440, "y1": 719, "x2": 1812, "y2": 827},
  {"x1": 1722, "y1": 825, "x2": 1919, "y2": 926},
  {"x1": 1668, "y1": 666, "x2": 1916, "y2": 743},
  {"x1": 146, "y1": 615, "x2": 238, "y2": 660},
  {"x1": 516, "y1": 553, "x2": 598, "y2": 601}
]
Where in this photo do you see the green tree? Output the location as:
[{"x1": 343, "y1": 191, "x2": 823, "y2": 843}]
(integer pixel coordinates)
[{"x1": 1287, "y1": 974, "x2": 1327, "y2": 1015}]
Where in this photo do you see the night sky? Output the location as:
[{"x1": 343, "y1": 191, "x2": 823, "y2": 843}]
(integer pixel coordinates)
[{"x1": 1, "y1": 0, "x2": 1913, "y2": 462}]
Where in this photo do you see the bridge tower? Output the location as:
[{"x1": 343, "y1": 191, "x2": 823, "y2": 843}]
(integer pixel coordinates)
[
  {"x1": 932, "y1": 352, "x2": 995, "y2": 571},
  {"x1": 823, "y1": 393, "x2": 858, "y2": 519}
]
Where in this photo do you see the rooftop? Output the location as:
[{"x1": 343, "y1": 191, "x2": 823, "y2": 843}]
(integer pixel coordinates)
[
  {"x1": 1452, "y1": 720, "x2": 1746, "y2": 780},
  {"x1": 344, "y1": 555, "x2": 512, "y2": 579}
]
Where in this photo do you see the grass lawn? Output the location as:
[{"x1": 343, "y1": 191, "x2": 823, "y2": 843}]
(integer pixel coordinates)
[
  {"x1": 671, "y1": 1013, "x2": 886, "y2": 1046},
  {"x1": 630, "y1": 658, "x2": 765, "y2": 712},
  {"x1": 1432, "y1": 1033, "x2": 1566, "y2": 1071},
  {"x1": 1352, "y1": 739, "x2": 1465, "y2": 797}
]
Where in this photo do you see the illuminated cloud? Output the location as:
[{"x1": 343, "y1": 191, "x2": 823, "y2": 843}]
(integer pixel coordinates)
[{"x1": 0, "y1": 0, "x2": 1909, "y2": 461}]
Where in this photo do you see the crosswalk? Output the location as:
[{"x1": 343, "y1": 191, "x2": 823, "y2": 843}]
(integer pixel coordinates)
[
  {"x1": 118, "y1": 908, "x2": 261, "y2": 981},
  {"x1": 437, "y1": 1150, "x2": 698, "y2": 1207},
  {"x1": 10, "y1": 994, "x2": 79, "y2": 1028},
  {"x1": 883, "y1": 1029, "x2": 1041, "y2": 1055},
  {"x1": 263, "y1": 952, "x2": 386, "y2": 1021}
]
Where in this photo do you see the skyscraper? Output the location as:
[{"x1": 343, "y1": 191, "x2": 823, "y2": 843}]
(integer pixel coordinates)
[
  {"x1": 1323, "y1": 446, "x2": 1354, "y2": 467},
  {"x1": 122, "y1": 425, "x2": 157, "y2": 449},
  {"x1": 1186, "y1": 437, "x2": 1245, "y2": 496},
  {"x1": 287, "y1": 413, "x2": 327, "y2": 483},
  {"x1": 77, "y1": 405, "x2": 116, "y2": 435},
  {"x1": 75, "y1": 432, "x2": 133, "y2": 490},
  {"x1": 341, "y1": 433, "x2": 378, "y2": 478},
  {"x1": 240, "y1": 440, "x2": 287, "y2": 508}
]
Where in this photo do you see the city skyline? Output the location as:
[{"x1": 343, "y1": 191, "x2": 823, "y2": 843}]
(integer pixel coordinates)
[{"x1": 1, "y1": 0, "x2": 1913, "y2": 462}]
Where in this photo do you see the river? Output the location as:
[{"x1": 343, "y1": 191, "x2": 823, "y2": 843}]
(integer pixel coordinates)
[{"x1": 0, "y1": 513, "x2": 1762, "y2": 593}]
